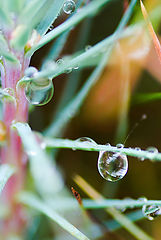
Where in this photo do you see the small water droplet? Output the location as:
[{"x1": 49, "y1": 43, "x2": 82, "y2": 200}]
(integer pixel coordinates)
[
  {"x1": 116, "y1": 143, "x2": 124, "y2": 149},
  {"x1": 25, "y1": 67, "x2": 38, "y2": 78},
  {"x1": 97, "y1": 151, "x2": 128, "y2": 182},
  {"x1": 138, "y1": 197, "x2": 148, "y2": 203},
  {"x1": 146, "y1": 147, "x2": 158, "y2": 154},
  {"x1": 63, "y1": 0, "x2": 76, "y2": 14},
  {"x1": 25, "y1": 78, "x2": 54, "y2": 106},
  {"x1": 76, "y1": 137, "x2": 96, "y2": 145},
  {"x1": 56, "y1": 58, "x2": 64, "y2": 65},
  {"x1": 140, "y1": 157, "x2": 145, "y2": 161},
  {"x1": 142, "y1": 205, "x2": 161, "y2": 220},
  {"x1": 85, "y1": 45, "x2": 92, "y2": 51},
  {"x1": 135, "y1": 147, "x2": 141, "y2": 151}
]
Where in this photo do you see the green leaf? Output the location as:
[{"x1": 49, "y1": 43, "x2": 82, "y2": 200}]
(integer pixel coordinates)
[
  {"x1": 12, "y1": 122, "x2": 63, "y2": 196},
  {"x1": 19, "y1": 192, "x2": 90, "y2": 240},
  {"x1": 27, "y1": 0, "x2": 113, "y2": 56},
  {"x1": 36, "y1": 0, "x2": 65, "y2": 36},
  {"x1": 0, "y1": 164, "x2": 15, "y2": 195}
]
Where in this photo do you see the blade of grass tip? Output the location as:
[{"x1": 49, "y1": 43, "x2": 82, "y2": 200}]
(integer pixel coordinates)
[
  {"x1": 140, "y1": 0, "x2": 161, "y2": 65},
  {"x1": 74, "y1": 175, "x2": 154, "y2": 240},
  {"x1": 35, "y1": 0, "x2": 65, "y2": 36},
  {"x1": 27, "y1": 0, "x2": 113, "y2": 57},
  {"x1": 18, "y1": 192, "x2": 90, "y2": 240},
  {"x1": 43, "y1": 0, "x2": 137, "y2": 137},
  {"x1": 0, "y1": 164, "x2": 15, "y2": 195},
  {"x1": 12, "y1": 122, "x2": 63, "y2": 196}
]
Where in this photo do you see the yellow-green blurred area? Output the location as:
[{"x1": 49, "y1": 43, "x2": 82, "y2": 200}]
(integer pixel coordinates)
[{"x1": 30, "y1": 0, "x2": 161, "y2": 239}]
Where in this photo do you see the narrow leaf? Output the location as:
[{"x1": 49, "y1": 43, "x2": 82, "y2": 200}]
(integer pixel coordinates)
[{"x1": 140, "y1": 0, "x2": 161, "y2": 64}]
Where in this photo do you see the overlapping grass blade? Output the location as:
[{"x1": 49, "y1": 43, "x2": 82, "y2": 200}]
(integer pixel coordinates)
[{"x1": 19, "y1": 192, "x2": 90, "y2": 240}]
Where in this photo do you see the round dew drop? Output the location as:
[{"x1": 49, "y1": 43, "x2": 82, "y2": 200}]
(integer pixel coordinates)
[
  {"x1": 142, "y1": 205, "x2": 161, "y2": 221},
  {"x1": 63, "y1": 0, "x2": 76, "y2": 14},
  {"x1": 97, "y1": 151, "x2": 128, "y2": 182},
  {"x1": 25, "y1": 78, "x2": 54, "y2": 106}
]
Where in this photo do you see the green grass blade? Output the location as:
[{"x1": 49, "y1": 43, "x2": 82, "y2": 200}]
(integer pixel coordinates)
[
  {"x1": 12, "y1": 122, "x2": 63, "y2": 196},
  {"x1": 36, "y1": 0, "x2": 65, "y2": 36},
  {"x1": 27, "y1": 0, "x2": 113, "y2": 56},
  {"x1": 133, "y1": 92, "x2": 161, "y2": 105},
  {"x1": 83, "y1": 199, "x2": 161, "y2": 209},
  {"x1": 43, "y1": 137, "x2": 161, "y2": 161},
  {"x1": 0, "y1": 164, "x2": 15, "y2": 195},
  {"x1": 19, "y1": 192, "x2": 90, "y2": 240}
]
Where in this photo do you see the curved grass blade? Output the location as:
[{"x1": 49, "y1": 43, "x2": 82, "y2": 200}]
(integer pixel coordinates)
[
  {"x1": 0, "y1": 164, "x2": 15, "y2": 195},
  {"x1": 19, "y1": 192, "x2": 90, "y2": 240},
  {"x1": 140, "y1": 0, "x2": 161, "y2": 65}
]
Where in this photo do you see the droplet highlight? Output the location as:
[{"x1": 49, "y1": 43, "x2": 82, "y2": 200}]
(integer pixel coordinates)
[
  {"x1": 63, "y1": 0, "x2": 76, "y2": 14},
  {"x1": 25, "y1": 78, "x2": 54, "y2": 106},
  {"x1": 97, "y1": 151, "x2": 128, "y2": 182},
  {"x1": 142, "y1": 205, "x2": 161, "y2": 221}
]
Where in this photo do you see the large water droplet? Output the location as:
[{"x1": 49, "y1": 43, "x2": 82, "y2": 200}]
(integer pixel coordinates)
[
  {"x1": 97, "y1": 151, "x2": 128, "y2": 182},
  {"x1": 142, "y1": 205, "x2": 161, "y2": 220},
  {"x1": 25, "y1": 78, "x2": 54, "y2": 106},
  {"x1": 63, "y1": 0, "x2": 76, "y2": 14}
]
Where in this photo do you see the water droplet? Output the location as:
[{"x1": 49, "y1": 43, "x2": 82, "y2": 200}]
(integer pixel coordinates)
[
  {"x1": 63, "y1": 0, "x2": 76, "y2": 14},
  {"x1": 138, "y1": 197, "x2": 148, "y2": 203},
  {"x1": 85, "y1": 45, "x2": 92, "y2": 51},
  {"x1": 135, "y1": 147, "x2": 141, "y2": 151},
  {"x1": 146, "y1": 147, "x2": 158, "y2": 154},
  {"x1": 76, "y1": 137, "x2": 96, "y2": 145},
  {"x1": 25, "y1": 67, "x2": 38, "y2": 78},
  {"x1": 25, "y1": 78, "x2": 54, "y2": 106},
  {"x1": 142, "y1": 205, "x2": 161, "y2": 220},
  {"x1": 56, "y1": 58, "x2": 64, "y2": 65},
  {"x1": 140, "y1": 157, "x2": 145, "y2": 161},
  {"x1": 116, "y1": 143, "x2": 124, "y2": 149},
  {"x1": 65, "y1": 67, "x2": 72, "y2": 74},
  {"x1": 97, "y1": 151, "x2": 128, "y2": 182},
  {"x1": 74, "y1": 65, "x2": 79, "y2": 70}
]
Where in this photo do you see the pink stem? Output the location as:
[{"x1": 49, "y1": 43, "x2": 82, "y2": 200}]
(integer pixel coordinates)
[{"x1": 0, "y1": 56, "x2": 30, "y2": 238}]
